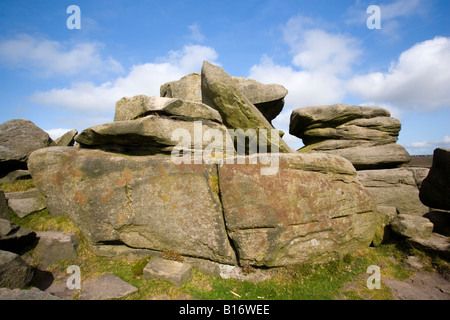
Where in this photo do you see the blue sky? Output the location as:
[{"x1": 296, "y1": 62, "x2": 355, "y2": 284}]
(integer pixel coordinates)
[{"x1": 0, "y1": 0, "x2": 449, "y2": 154}]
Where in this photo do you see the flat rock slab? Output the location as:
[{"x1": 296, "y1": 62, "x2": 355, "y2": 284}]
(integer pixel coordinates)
[
  {"x1": 407, "y1": 233, "x2": 450, "y2": 260},
  {"x1": 0, "y1": 287, "x2": 62, "y2": 300},
  {"x1": 5, "y1": 189, "x2": 46, "y2": 218},
  {"x1": 143, "y1": 257, "x2": 193, "y2": 287},
  {"x1": 384, "y1": 271, "x2": 450, "y2": 300},
  {"x1": 34, "y1": 231, "x2": 78, "y2": 268},
  {"x1": 78, "y1": 274, "x2": 138, "y2": 300}
]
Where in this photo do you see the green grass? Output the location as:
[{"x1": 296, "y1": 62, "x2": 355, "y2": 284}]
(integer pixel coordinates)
[
  {"x1": 0, "y1": 179, "x2": 36, "y2": 192},
  {"x1": 12, "y1": 208, "x2": 448, "y2": 300}
]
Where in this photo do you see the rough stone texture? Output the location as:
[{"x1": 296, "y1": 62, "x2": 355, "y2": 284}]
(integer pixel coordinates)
[
  {"x1": 161, "y1": 73, "x2": 202, "y2": 103},
  {"x1": 307, "y1": 143, "x2": 411, "y2": 170},
  {"x1": 54, "y1": 129, "x2": 78, "y2": 147},
  {"x1": 372, "y1": 206, "x2": 397, "y2": 247},
  {"x1": 161, "y1": 72, "x2": 288, "y2": 122},
  {"x1": 0, "y1": 221, "x2": 36, "y2": 254},
  {"x1": 390, "y1": 214, "x2": 434, "y2": 238},
  {"x1": 0, "y1": 170, "x2": 31, "y2": 185},
  {"x1": 75, "y1": 115, "x2": 229, "y2": 156},
  {"x1": 232, "y1": 76, "x2": 288, "y2": 122},
  {"x1": 28, "y1": 147, "x2": 237, "y2": 265},
  {"x1": 34, "y1": 231, "x2": 78, "y2": 267},
  {"x1": 114, "y1": 95, "x2": 222, "y2": 123},
  {"x1": 406, "y1": 233, "x2": 450, "y2": 260},
  {"x1": 143, "y1": 257, "x2": 193, "y2": 287},
  {"x1": 5, "y1": 189, "x2": 46, "y2": 218},
  {"x1": 0, "y1": 250, "x2": 34, "y2": 289},
  {"x1": 290, "y1": 104, "x2": 391, "y2": 137},
  {"x1": 384, "y1": 271, "x2": 450, "y2": 300},
  {"x1": 0, "y1": 218, "x2": 17, "y2": 237},
  {"x1": 0, "y1": 119, "x2": 55, "y2": 176},
  {"x1": 0, "y1": 191, "x2": 8, "y2": 221},
  {"x1": 290, "y1": 104, "x2": 411, "y2": 169},
  {"x1": 419, "y1": 148, "x2": 450, "y2": 210},
  {"x1": 357, "y1": 168, "x2": 429, "y2": 216},
  {"x1": 201, "y1": 61, "x2": 291, "y2": 154},
  {"x1": 0, "y1": 287, "x2": 62, "y2": 300},
  {"x1": 218, "y1": 153, "x2": 378, "y2": 267},
  {"x1": 78, "y1": 274, "x2": 138, "y2": 300}
]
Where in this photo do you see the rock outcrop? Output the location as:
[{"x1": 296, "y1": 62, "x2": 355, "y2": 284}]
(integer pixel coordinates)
[
  {"x1": 0, "y1": 119, "x2": 55, "y2": 176},
  {"x1": 161, "y1": 72, "x2": 288, "y2": 123},
  {"x1": 219, "y1": 153, "x2": 377, "y2": 267},
  {"x1": 289, "y1": 104, "x2": 411, "y2": 169},
  {"x1": 28, "y1": 147, "x2": 377, "y2": 267},
  {"x1": 357, "y1": 169, "x2": 429, "y2": 216},
  {"x1": 419, "y1": 148, "x2": 450, "y2": 210},
  {"x1": 54, "y1": 129, "x2": 78, "y2": 147},
  {"x1": 201, "y1": 61, "x2": 291, "y2": 154}
]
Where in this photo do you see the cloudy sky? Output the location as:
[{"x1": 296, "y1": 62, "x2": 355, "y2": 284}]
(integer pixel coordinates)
[{"x1": 0, "y1": 0, "x2": 449, "y2": 154}]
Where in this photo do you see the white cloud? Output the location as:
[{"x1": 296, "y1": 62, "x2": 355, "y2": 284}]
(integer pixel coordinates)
[
  {"x1": 0, "y1": 34, "x2": 123, "y2": 77},
  {"x1": 187, "y1": 23, "x2": 205, "y2": 43},
  {"x1": 31, "y1": 44, "x2": 219, "y2": 115},
  {"x1": 248, "y1": 16, "x2": 362, "y2": 149},
  {"x1": 348, "y1": 36, "x2": 450, "y2": 112},
  {"x1": 405, "y1": 135, "x2": 450, "y2": 154},
  {"x1": 45, "y1": 128, "x2": 73, "y2": 140}
]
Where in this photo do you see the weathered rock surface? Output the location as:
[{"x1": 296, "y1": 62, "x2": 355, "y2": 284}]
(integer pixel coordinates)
[
  {"x1": 54, "y1": 129, "x2": 78, "y2": 147},
  {"x1": 372, "y1": 206, "x2": 397, "y2": 247},
  {"x1": 114, "y1": 95, "x2": 222, "y2": 123},
  {"x1": 290, "y1": 104, "x2": 391, "y2": 137},
  {"x1": 28, "y1": 147, "x2": 379, "y2": 267},
  {"x1": 34, "y1": 231, "x2": 78, "y2": 267},
  {"x1": 161, "y1": 73, "x2": 203, "y2": 103},
  {"x1": 201, "y1": 61, "x2": 291, "y2": 154},
  {"x1": 0, "y1": 169, "x2": 31, "y2": 185},
  {"x1": 0, "y1": 219, "x2": 36, "y2": 254},
  {"x1": 406, "y1": 233, "x2": 450, "y2": 260},
  {"x1": 0, "y1": 249, "x2": 34, "y2": 289},
  {"x1": 28, "y1": 147, "x2": 237, "y2": 264},
  {"x1": 5, "y1": 189, "x2": 46, "y2": 218},
  {"x1": 0, "y1": 191, "x2": 8, "y2": 221},
  {"x1": 290, "y1": 104, "x2": 411, "y2": 169},
  {"x1": 390, "y1": 214, "x2": 434, "y2": 238},
  {"x1": 161, "y1": 72, "x2": 288, "y2": 122},
  {"x1": 79, "y1": 274, "x2": 138, "y2": 300},
  {"x1": 0, "y1": 287, "x2": 62, "y2": 300},
  {"x1": 419, "y1": 148, "x2": 450, "y2": 210},
  {"x1": 0, "y1": 119, "x2": 54, "y2": 176},
  {"x1": 357, "y1": 168, "x2": 429, "y2": 216},
  {"x1": 143, "y1": 257, "x2": 193, "y2": 287},
  {"x1": 232, "y1": 76, "x2": 288, "y2": 122},
  {"x1": 218, "y1": 153, "x2": 378, "y2": 267},
  {"x1": 75, "y1": 115, "x2": 228, "y2": 156}
]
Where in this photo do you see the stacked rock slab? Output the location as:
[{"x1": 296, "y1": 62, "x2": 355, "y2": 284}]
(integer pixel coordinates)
[
  {"x1": 75, "y1": 96, "x2": 229, "y2": 156},
  {"x1": 289, "y1": 104, "x2": 434, "y2": 244},
  {"x1": 289, "y1": 104, "x2": 410, "y2": 169},
  {"x1": 161, "y1": 72, "x2": 288, "y2": 123},
  {"x1": 201, "y1": 61, "x2": 291, "y2": 154},
  {"x1": 28, "y1": 148, "x2": 377, "y2": 267},
  {"x1": 27, "y1": 61, "x2": 379, "y2": 267}
]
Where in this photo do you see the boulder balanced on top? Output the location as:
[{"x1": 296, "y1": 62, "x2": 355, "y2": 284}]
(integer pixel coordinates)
[
  {"x1": 289, "y1": 104, "x2": 411, "y2": 169},
  {"x1": 27, "y1": 61, "x2": 378, "y2": 267}
]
